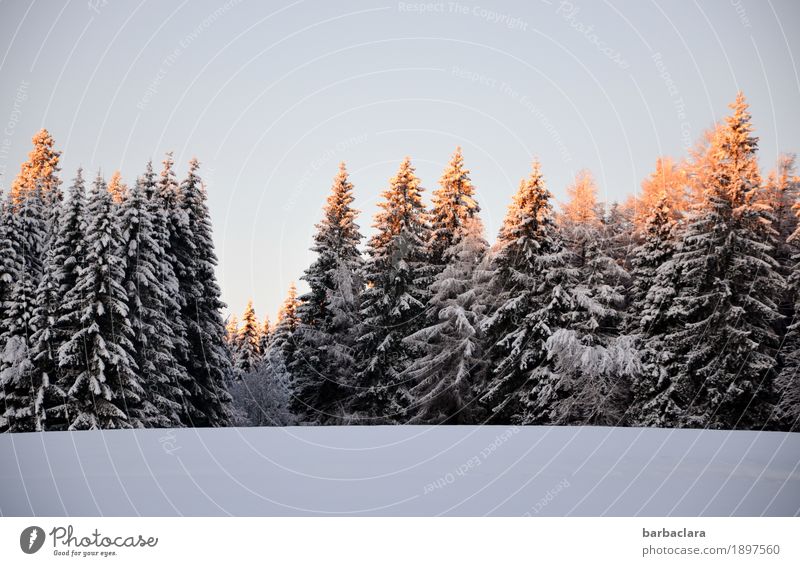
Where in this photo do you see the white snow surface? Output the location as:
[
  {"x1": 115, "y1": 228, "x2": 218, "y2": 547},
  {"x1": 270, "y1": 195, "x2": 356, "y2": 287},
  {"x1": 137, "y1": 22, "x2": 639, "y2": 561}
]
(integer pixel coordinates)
[{"x1": 1, "y1": 426, "x2": 797, "y2": 516}]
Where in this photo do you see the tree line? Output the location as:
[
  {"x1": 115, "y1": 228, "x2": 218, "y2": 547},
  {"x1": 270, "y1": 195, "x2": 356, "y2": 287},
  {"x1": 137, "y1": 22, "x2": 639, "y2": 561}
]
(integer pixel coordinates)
[
  {"x1": 2, "y1": 92, "x2": 798, "y2": 432},
  {"x1": 227, "y1": 92, "x2": 799, "y2": 431}
]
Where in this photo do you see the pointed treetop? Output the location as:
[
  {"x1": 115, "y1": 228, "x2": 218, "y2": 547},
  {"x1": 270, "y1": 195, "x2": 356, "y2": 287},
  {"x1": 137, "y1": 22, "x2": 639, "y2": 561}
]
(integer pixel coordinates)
[
  {"x1": 239, "y1": 299, "x2": 259, "y2": 346},
  {"x1": 500, "y1": 160, "x2": 545, "y2": 230},
  {"x1": 325, "y1": 161, "x2": 357, "y2": 212},
  {"x1": 162, "y1": 151, "x2": 175, "y2": 170},
  {"x1": 632, "y1": 157, "x2": 688, "y2": 228},
  {"x1": 722, "y1": 91, "x2": 756, "y2": 150},
  {"x1": 10, "y1": 128, "x2": 61, "y2": 205},
  {"x1": 70, "y1": 167, "x2": 86, "y2": 193},
  {"x1": 713, "y1": 91, "x2": 761, "y2": 204},
  {"x1": 92, "y1": 170, "x2": 107, "y2": 192},
  {"x1": 427, "y1": 147, "x2": 482, "y2": 266},
  {"x1": 107, "y1": 170, "x2": 127, "y2": 203},
  {"x1": 262, "y1": 315, "x2": 271, "y2": 334},
  {"x1": 160, "y1": 152, "x2": 178, "y2": 184},
  {"x1": 157, "y1": 152, "x2": 181, "y2": 204},
  {"x1": 372, "y1": 157, "x2": 426, "y2": 235},
  {"x1": 561, "y1": 169, "x2": 599, "y2": 224},
  {"x1": 730, "y1": 91, "x2": 749, "y2": 119},
  {"x1": 432, "y1": 146, "x2": 480, "y2": 216},
  {"x1": 278, "y1": 282, "x2": 300, "y2": 323},
  {"x1": 225, "y1": 315, "x2": 239, "y2": 337}
]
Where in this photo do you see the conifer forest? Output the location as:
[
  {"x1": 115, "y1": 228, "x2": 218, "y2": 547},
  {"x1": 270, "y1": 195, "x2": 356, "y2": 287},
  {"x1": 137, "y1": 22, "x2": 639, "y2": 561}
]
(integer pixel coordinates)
[{"x1": 2, "y1": 92, "x2": 799, "y2": 432}]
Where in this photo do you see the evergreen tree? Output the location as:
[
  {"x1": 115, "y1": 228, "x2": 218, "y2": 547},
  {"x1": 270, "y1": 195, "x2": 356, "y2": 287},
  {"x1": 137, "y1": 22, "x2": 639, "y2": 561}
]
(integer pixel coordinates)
[
  {"x1": 602, "y1": 201, "x2": 635, "y2": 266},
  {"x1": 230, "y1": 305, "x2": 294, "y2": 427},
  {"x1": 0, "y1": 187, "x2": 47, "y2": 431},
  {"x1": 427, "y1": 147, "x2": 480, "y2": 271},
  {"x1": 143, "y1": 159, "x2": 192, "y2": 421},
  {"x1": 774, "y1": 191, "x2": 800, "y2": 431},
  {"x1": 107, "y1": 170, "x2": 128, "y2": 204},
  {"x1": 257, "y1": 316, "x2": 271, "y2": 361},
  {"x1": 45, "y1": 170, "x2": 88, "y2": 429},
  {"x1": 630, "y1": 157, "x2": 688, "y2": 230},
  {"x1": 641, "y1": 93, "x2": 783, "y2": 429},
  {"x1": 292, "y1": 163, "x2": 364, "y2": 423},
  {"x1": 404, "y1": 215, "x2": 487, "y2": 424},
  {"x1": 628, "y1": 196, "x2": 678, "y2": 320},
  {"x1": 57, "y1": 173, "x2": 145, "y2": 430},
  {"x1": 763, "y1": 155, "x2": 800, "y2": 251},
  {"x1": 177, "y1": 158, "x2": 232, "y2": 426},
  {"x1": 560, "y1": 169, "x2": 600, "y2": 224},
  {"x1": 237, "y1": 300, "x2": 261, "y2": 374},
  {"x1": 225, "y1": 315, "x2": 242, "y2": 377},
  {"x1": 9, "y1": 129, "x2": 62, "y2": 215},
  {"x1": 763, "y1": 155, "x2": 800, "y2": 327},
  {"x1": 479, "y1": 161, "x2": 573, "y2": 424},
  {"x1": 531, "y1": 171, "x2": 634, "y2": 426},
  {"x1": 274, "y1": 283, "x2": 301, "y2": 368},
  {"x1": 229, "y1": 364, "x2": 295, "y2": 427},
  {"x1": 627, "y1": 196, "x2": 681, "y2": 424},
  {"x1": 27, "y1": 206, "x2": 68, "y2": 431},
  {"x1": 155, "y1": 154, "x2": 192, "y2": 372},
  {"x1": 0, "y1": 193, "x2": 17, "y2": 342},
  {"x1": 353, "y1": 157, "x2": 431, "y2": 423},
  {"x1": 542, "y1": 232, "x2": 635, "y2": 425},
  {"x1": 268, "y1": 283, "x2": 301, "y2": 420},
  {"x1": 119, "y1": 172, "x2": 188, "y2": 427}
]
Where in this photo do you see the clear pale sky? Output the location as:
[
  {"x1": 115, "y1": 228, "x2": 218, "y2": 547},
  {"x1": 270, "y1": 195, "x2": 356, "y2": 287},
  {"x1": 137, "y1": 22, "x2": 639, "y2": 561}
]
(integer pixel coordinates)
[{"x1": 1, "y1": 0, "x2": 798, "y2": 320}]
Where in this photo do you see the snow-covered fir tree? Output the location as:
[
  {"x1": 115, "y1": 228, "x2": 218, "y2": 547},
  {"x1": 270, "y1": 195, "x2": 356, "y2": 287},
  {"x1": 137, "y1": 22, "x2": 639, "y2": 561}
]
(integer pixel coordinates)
[
  {"x1": 478, "y1": 161, "x2": 574, "y2": 424},
  {"x1": 236, "y1": 300, "x2": 261, "y2": 375},
  {"x1": 225, "y1": 315, "x2": 243, "y2": 377},
  {"x1": 292, "y1": 163, "x2": 364, "y2": 424},
  {"x1": 353, "y1": 157, "x2": 431, "y2": 423},
  {"x1": 427, "y1": 147, "x2": 481, "y2": 272},
  {"x1": 763, "y1": 155, "x2": 799, "y2": 250},
  {"x1": 26, "y1": 190, "x2": 70, "y2": 431},
  {"x1": 639, "y1": 93, "x2": 784, "y2": 429},
  {"x1": 274, "y1": 282, "x2": 301, "y2": 368},
  {"x1": 57, "y1": 173, "x2": 145, "y2": 430},
  {"x1": 119, "y1": 172, "x2": 189, "y2": 427},
  {"x1": 602, "y1": 201, "x2": 635, "y2": 266},
  {"x1": 763, "y1": 155, "x2": 800, "y2": 326},
  {"x1": 107, "y1": 170, "x2": 128, "y2": 204},
  {"x1": 9, "y1": 129, "x2": 62, "y2": 217},
  {"x1": 773, "y1": 178, "x2": 800, "y2": 431},
  {"x1": 560, "y1": 169, "x2": 601, "y2": 224},
  {"x1": 176, "y1": 158, "x2": 232, "y2": 426},
  {"x1": 155, "y1": 154, "x2": 192, "y2": 372},
  {"x1": 229, "y1": 307, "x2": 294, "y2": 426},
  {"x1": 630, "y1": 157, "x2": 688, "y2": 230},
  {"x1": 264, "y1": 283, "x2": 300, "y2": 420},
  {"x1": 628, "y1": 195, "x2": 678, "y2": 321},
  {"x1": 537, "y1": 171, "x2": 635, "y2": 426},
  {"x1": 41, "y1": 169, "x2": 88, "y2": 429},
  {"x1": 0, "y1": 193, "x2": 17, "y2": 347},
  {"x1": 0, "y1": 186, "x2": 47, "y2": 432},
  {"x1": 403, "y1": 215, "x2": 488, "y2": 424},
  {"x1": 229, "y1": 364, "x2": 295, "y2": 427},
  {"x1": 257, "y1": 316, "x2": 271, "y2": 361},
  {"x1": 627, "y1": 196, "x2": 682, "y2": 424},
  {"x1": 139, "y1": 160, "x2": 196, "y2": 424}
]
